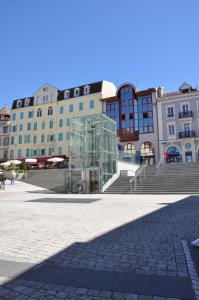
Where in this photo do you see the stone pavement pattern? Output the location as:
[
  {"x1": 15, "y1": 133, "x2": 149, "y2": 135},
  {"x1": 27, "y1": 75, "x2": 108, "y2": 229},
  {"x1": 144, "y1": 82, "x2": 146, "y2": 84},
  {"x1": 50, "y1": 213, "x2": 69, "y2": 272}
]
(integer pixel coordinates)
[{"x1": 0, "y1": 181, "x2": 199, "y2": 299}]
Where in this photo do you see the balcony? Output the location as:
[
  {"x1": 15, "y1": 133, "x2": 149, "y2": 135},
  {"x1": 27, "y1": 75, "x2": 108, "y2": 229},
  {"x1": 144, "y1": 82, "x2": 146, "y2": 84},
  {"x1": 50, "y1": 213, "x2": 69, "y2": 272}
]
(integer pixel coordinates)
[
  {"x1": 179, "y1": 130, "x2": 195, "y2": 138},
  {"x1": 179, "y1": 111, "x2": 193, "y2": 118}
]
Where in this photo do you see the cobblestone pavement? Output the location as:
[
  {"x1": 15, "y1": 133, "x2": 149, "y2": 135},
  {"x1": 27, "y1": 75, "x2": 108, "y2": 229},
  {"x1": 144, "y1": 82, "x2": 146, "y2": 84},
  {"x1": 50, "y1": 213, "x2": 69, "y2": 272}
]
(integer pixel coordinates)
[{"x1": 0, "y1": 181, "x2": 199, "y2": 299}]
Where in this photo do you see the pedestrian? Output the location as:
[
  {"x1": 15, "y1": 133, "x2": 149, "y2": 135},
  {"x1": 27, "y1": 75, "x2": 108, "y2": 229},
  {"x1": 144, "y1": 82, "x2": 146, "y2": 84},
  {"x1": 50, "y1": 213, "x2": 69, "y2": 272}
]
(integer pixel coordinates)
[
  {"x1": 11, "y1": 171, "x2": 16, "y2": 185},
  {"x1": 0, "y1": 172, "x2": 6, "y2": 190}
]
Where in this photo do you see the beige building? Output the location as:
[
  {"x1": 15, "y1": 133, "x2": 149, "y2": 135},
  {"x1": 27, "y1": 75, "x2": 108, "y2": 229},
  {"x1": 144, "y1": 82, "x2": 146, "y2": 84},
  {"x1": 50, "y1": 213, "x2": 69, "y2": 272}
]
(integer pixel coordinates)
[
  {"x1": 157, "y1": 82, "x2": 199, "y2": 162},
  {"x1": 0, "y1": 107, "x2": 10, "y2": 162},
  {"x1": 9, "y1": 81, "x2": 116, "y2": 160}
]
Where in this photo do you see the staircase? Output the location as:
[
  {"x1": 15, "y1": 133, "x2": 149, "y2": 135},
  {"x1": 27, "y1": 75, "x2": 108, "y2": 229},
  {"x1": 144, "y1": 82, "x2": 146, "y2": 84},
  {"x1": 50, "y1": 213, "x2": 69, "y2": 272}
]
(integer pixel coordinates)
[
  {"x1": 105, "y1": 162, "x2": 199, "y2": 194},
  {"x1": 22, "y1": 169, "x2": 68, "y2": 193}
]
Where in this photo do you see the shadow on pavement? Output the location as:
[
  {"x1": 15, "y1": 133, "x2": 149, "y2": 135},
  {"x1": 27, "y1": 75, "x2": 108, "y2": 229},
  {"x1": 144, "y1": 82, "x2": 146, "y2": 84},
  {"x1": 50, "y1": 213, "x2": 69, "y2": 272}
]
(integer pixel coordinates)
[
  {"x1": 27, "y1": 198, "x2": 101, "y2": 204},
  {"x1": 1, "y1": 195, "x2": 199, "y2": 299}
]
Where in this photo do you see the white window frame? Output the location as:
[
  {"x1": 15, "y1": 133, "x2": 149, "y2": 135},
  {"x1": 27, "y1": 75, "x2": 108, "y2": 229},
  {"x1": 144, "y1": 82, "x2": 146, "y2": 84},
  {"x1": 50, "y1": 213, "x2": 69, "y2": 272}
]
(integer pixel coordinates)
[
  {"x1": 181, "y1": 102, "x2": 190, "y2": 113},
  {"x1": 24, "y1": 98, "x2": 30, "y2": 107},
  {"x1": 74, "y1": 88, "x2": 80, "y2": 97},
  {"x1": 166, "y1": 105, "x2": 175, "y2": 118},
  {"x1": 64, "y1": 90, "x2": 70, "y2": 99},
  {"x1": 182, "y1": 122, "x2": 192, "y2": 132},
  {"x1": 84, "y1": 85, "x2": 90, "y2": 95},
  {"x1": 17, "y1": 100, "x2": 22, "y2": 108},
  {"x1": 167, "y1": 122, "x2": 176, "y2": 138}
]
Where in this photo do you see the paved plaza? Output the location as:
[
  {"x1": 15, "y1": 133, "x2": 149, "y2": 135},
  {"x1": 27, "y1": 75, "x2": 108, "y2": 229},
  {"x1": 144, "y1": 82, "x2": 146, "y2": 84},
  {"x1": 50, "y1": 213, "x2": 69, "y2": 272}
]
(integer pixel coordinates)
[{"x1": 0, "y1": 182, "x2": 199, "y2": 299}]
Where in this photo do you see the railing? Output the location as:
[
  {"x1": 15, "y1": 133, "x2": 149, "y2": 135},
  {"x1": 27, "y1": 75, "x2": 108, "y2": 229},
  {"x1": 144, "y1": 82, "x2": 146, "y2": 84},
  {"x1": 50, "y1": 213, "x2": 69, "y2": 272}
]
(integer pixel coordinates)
[
  {"x1": 130, "y1": 165, "x2": 146, "y2": 191},
  {"x1": 179, "y1": 111, "x2": 193, "y2": 118},
  {"x1": 179, "y1": 131, "x2": 195, "y2": 138}
]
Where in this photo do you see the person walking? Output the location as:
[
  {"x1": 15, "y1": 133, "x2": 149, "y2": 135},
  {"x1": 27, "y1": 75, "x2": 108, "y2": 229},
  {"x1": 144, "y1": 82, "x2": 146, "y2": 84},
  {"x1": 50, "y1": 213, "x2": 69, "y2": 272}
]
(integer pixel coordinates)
[
  {"x1": 10, "y1": 171, "x2": 16, "y2": 185},
  {"x1": 0, "y1": 172, "x2": 6, "y2": 190}
]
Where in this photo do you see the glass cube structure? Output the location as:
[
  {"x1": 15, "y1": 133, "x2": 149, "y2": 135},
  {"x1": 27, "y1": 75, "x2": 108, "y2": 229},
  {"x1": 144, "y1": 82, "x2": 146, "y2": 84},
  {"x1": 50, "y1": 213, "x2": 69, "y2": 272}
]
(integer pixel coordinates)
[{"x1": 67, "y1": 113, "x2": 117, "y2": 193}]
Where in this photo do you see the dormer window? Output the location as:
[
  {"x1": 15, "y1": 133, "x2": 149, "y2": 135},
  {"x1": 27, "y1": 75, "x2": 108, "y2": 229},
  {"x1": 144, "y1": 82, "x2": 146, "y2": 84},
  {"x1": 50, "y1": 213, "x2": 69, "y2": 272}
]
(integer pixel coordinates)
[
  {"x1": 64, "y1": 90, "x2": 70, "y2": 99},
  {"x1": 25, "y1": 98, "x2": 30, "y2": 106},
  {"x1": 17, "y1": 100, "x2": 22, "y2": 108},
  {"x1": 74, "y1": 88, "x2": 80, "y2": 97},
  {"x1": 84, "y1": 85, "x2": 90, "y2": 95}
]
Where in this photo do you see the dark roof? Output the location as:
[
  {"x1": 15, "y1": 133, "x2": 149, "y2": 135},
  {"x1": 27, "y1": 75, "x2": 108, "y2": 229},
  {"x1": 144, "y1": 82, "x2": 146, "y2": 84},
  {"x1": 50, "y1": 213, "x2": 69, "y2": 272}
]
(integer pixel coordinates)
[
  {"x1": 11, "y1": 81, "x2": 103, "y2": 109},
  {"x1": 12, "y1": 97, "x2": 34, "y2": 110},
  {"x1": 57, "y1": 81, "x2": 103, "y2": 101}
]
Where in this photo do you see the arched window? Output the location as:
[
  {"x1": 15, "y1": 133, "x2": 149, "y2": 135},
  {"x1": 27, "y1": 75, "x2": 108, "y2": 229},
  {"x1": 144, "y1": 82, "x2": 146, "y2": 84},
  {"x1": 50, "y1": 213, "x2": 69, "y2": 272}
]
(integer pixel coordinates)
[
  {"x1": 140, "y1": 142, "x2": 154, "y2": 157},
  {"x1": 124, "y1": 143, "x2": 136, "y2": 155},
  {"x1": 37, "y1": 108, "x2": 42, "y2": 117},
  {"x1": 48, "y1": 106, "x2": 53, "y2": 116}
]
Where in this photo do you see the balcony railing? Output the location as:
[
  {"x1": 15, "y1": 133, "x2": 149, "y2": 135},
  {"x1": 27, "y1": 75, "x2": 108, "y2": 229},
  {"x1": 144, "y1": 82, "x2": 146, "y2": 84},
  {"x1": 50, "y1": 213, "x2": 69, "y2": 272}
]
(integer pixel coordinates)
[
  {"x1": 179, "y1": 111, "x2": 193, "y2": 118},
  {"x1": 179, "y1": 130, "x2": 195, "y2": 138}
]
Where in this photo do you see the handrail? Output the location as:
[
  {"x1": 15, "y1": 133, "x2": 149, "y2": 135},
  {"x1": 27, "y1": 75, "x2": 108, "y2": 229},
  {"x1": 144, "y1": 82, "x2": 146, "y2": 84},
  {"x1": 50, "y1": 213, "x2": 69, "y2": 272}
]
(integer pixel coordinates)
[{"x1": 130, "y1": 165, "x2": 146, "y2": 191}]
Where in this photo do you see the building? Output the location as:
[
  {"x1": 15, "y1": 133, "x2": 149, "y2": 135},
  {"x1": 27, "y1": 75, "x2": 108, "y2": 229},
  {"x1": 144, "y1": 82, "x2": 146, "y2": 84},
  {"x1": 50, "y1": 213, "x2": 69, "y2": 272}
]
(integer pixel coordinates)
[
  {"x1": 157, "y1": 82, "x2": 199, "y2": 162},
  {"x1": 0, "y1": 107, "x2": 10, "y2": 162},
  {"x1": 101, "y1": 83, "x2": 159, "y2": 164},
  {"x1": 9, "y1": 81, "x2": 116, "y2": 161}
]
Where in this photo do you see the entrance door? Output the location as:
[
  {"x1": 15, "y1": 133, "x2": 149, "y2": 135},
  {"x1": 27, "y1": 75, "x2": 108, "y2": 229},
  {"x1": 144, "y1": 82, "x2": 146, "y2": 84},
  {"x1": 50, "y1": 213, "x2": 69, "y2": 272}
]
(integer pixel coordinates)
[
  {"x1": 89, "y1": 170, "x2": 99, "y2": 193},
  {"x1": 185, "y1": 151, "x2": 192, "y2": 162}
]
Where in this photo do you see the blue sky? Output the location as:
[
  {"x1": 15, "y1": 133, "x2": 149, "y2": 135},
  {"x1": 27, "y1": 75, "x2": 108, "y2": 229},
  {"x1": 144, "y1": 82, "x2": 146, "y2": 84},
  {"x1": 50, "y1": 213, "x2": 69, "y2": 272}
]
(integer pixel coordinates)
[{"x1": 0, "y1": 0, "x2": 199, "y2": 107}]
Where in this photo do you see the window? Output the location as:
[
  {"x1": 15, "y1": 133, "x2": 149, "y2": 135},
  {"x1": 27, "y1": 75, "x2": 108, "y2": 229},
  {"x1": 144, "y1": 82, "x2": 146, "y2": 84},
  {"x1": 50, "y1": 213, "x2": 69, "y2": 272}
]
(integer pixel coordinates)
[
  {"x1": 49, "y1": 134, "x2": 54, "y2": 142},
  {"x1": 138, "y1": 96, "x2": 153, "y2": 134},
  {"x1": 18, "y1": 149, "x2": 22, "y2": 158},
  {"x1": 59, "y1": 106, "x2": 64, "y2": 114},
  {"x1": 10, "y1": 150, "x2": 14, "y2": 159},
  {"x1": 33, "y1": 136, "x2": 37, "y2": 144},
  {"x1": 64, "y1": 90, "x2": 70, "y2": 99},
  {"x1": 43, "y1": 95, "x2": 48, "y2": 104},
  {"x1": 167, "y1": 107, "x2": 174, "y2": 118},
  {"x1": 34, "y1": 122, "x2": 37, "y2": 131},
  {"x1": 19, "y1": 135, "x2": 23, "y2": 144},
  {"x1": 25, "y1": 98, "x2": 30, "y2": 106},
  {"x1": 12, "y1": 125, "x2": 17, "y2": 132},
  {"x1": 84, "y1": 85, "x2": 90, "y2": 95},
  {"x1": 16, "y1": 101, "x2": 22, "y2": 108},
  {"x1": 48, "y1": 106, "x2": 53, "y2": 115},
  {"x1": 89, "y1": 100, "x2": 94, "y2": 109},
  {"x1": 74, "y1": 88, "x2": 80, "y2": 97},
  {"x1": 33, "y1": 149, "x2": 37, "y2": 156},
  {"x1": 27, "y1": 134, "x2": 31, "y2": 143},
  {"x1": 28, "y1": 111, "x2": 33, "y2": 118},
  {"x1": 79, "y1": 102, "x2": 83, "y2": 111},
  {"x1": 42, "y1": 121, "x2": 45, "y2": 130},
  {"x1": 41, "y1": 135, "x2": 45, "y2": 143},
  {"x1": 10, "y1": 136, "x2": 14, "y2": 145},
  {"x1": 58, "y1": 147, "x2": 62, "y2": 155},
  {"x1": 3, "y1": 126, "x2": 8, "y2": 133},
  {"x1": 168, "y1": 124, "x2": 175, "y2": 135},
  {"x1": 48, "y1": 147, "x2": 53, "y2": 156},
  {"x1": 184, "y1": 123, "x2": 191, "y2": 132},
  {"x1": 66, "y1": 118, "x2": 71, "y2": 126},
  {"x1": 58, "y1": 133, "x2": 63, "y2": 141},
  {"x1": 106, "y1": 101, "x2": 119, "y2": 130},
  {"x1": 49, "y1": 120, "x2": 54, "y2": 129},
  {"x1": 69, "y1": 104, "x2": 73, "y2": 112},
  {"x1": 59, "y1": 119, "x2": 63, "y2": 128},
  {"x1": 20, "y1": 112, "x2": 24, "y2": 119},
  {"x1": 37, "y1": 108, "x2": 42, "y2": 117},
  {"x1": 26, "y1": 149, "x2": 30, "y2": 157},
  {"x1": 41, "y1": 149, "x2": 45, "y2": 156},
  {"x1": 12, "y1": 113, "x2": 16, "y2": 121},
  {"x1": 182, "y1": 104, "x2": 189, "y2": 113},
  {"x1": 27, "y1": 122, "x2": 31, "y2": 130}
]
